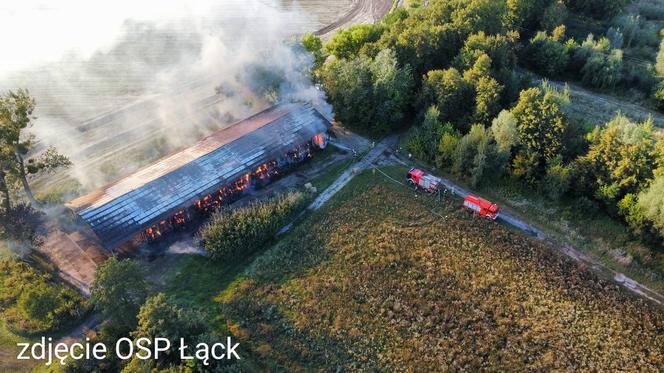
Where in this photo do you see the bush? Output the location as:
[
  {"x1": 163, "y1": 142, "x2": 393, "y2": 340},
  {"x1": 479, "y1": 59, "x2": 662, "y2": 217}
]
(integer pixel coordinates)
[
  {"x1": 199, "y1": 191, "x2": 309, "y2": 260},
  {"x1": 581, "y1": 49, "x2": 623, "y2": 89},
  {"x1": 524, "y1": 26, "x2": 570, "y2": 76},
  {"x1": 654, "y1": 82, "x2": 664, "y2": 110},
  {"x1": 543, "y1": 156, "x2": 572, "y2": 200},
  {"x1": 0, "y1": 259, "x2": 85, "y2": 335}
]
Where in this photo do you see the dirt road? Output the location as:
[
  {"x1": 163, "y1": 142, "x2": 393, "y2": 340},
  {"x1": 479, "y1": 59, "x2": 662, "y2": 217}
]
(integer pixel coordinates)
[
  {"x1": 534, "y1": 74, "x2": 664, "y2": 129},
  {"x1": 308, "y1": 136, "x2": 394, "y2": 210},
  {"x1": 314, "y1": 0, "x2": 394, "y2": 36}
]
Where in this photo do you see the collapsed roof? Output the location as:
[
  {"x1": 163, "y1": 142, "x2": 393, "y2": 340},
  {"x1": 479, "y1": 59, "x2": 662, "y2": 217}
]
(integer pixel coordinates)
[{"x1": 66, "y1": 102, "x2": 331, "y2": 249}]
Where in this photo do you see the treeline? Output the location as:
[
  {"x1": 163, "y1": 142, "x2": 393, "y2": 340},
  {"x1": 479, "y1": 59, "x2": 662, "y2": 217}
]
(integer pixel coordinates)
[
  {"x1": 302, "y1": 0, "x2": 664, "y2": 250},
  {"x1": 198, "y1": 191, "x2": 309, "y2": 261}
]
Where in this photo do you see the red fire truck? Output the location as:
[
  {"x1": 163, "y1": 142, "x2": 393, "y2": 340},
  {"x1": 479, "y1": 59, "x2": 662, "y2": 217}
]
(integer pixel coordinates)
[
  {"x1": 463, "y1": 194, "x2": 500, "y2": 220},
  {"x1": 406, "y1": 168, "x2": 442, "y2": 193}
]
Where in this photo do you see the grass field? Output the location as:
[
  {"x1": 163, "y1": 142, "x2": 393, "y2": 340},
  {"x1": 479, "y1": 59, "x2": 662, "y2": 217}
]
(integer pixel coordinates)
[{"x1": 211, "y1": 167, "x2": 664, "y2": 371}]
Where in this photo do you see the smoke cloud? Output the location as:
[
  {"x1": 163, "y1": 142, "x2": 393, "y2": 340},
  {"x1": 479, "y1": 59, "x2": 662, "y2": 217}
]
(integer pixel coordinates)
[{"x1": 0, "y1": 0, "x2": 333, "y2": 192}]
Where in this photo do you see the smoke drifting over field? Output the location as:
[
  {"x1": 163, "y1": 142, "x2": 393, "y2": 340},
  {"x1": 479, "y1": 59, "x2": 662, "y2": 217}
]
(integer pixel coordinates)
[{"x1": 0, "y1": 0, "x2": 332, "y2": 190}]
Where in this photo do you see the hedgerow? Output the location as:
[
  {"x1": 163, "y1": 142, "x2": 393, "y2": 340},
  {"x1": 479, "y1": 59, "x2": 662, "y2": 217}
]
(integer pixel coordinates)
[{"x1": 198, "y1": 191, "x2": 309, "y2": 261}]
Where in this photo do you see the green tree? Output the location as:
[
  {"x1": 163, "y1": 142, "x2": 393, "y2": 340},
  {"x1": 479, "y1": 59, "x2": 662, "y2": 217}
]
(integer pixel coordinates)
[
  {"x1": 474, "y1": 76, "x2": 503, "y2": 124},
  {"x1": 540, "y1": 1, "x2": 568, "y2": 32},
  {"x1": 302, "y1": 33, "x2": 327, "y2": 70},
  {"x1": 0, "y1": 145, "x2": 13, "y2": 212},
  {"x1": 618, "y1": 193, "x2": 649, "y2": 237},
  {"x1": 565, "y1": 0, "x2": 628, "y2": 19},
  {"x1": 581, "y1": 114, "x2": 657, "y2": 205},
  {"x1": 505, "y1": 0, "x2": 555, "y2": 31},
  {"x1": 613, "y1": 15, "x2": 640, "y2": 49},
  {"x1": 524, "y1": 26, "x2": 570, "y2": 76},
  {"x1": 436, "y1": 124, "x2": 461, "y2": 169},
  {"x1": 322, "y1": 49, "x2": 412, "y2": 136},
  {"x1": 452, "y1": 0, "x2": 508, "y2": 36},
  {"x1": 511, "y1": 86, "x2": 568, "y2": 180},
  {"x1": 325, "y1": 24, "x2": 384, "y2": 60},
  {"x1": 456, "y1": 31, "x2": 519, "y2": 74},
  {"x1": 376, "y1": 8, "x2": 461, "y2": 76},
  {"x1": 452, "y1": 124, "x2": 499, "y2": 186},
  {"x1": 410, "y1": 106, "x2": 442, "y2": 163},
  {"x1": 322, "y1": 55, "x2": 374, "y2": 131},
  {"x1": 657, "y1": 38, "x2": 664, "y2": 76},
  {"x1": 636, "y1": 176, "x2": 664, "y2": 238},
  {"x1": 90, "y1": 257, "x2": 149, "y2": 331},
  {"x1": 370, "y1": 49, "x2": 414, "y2": 132},
  {"x1": 581, "y1": 49, "x2": 622, "y2": 89},
  {"x1": 0, "y1": 89, "x2": 71, "y2": 206},
  {"x1": 654, "y1": 82, "x2": 664, "y2": 111},
  {"x1": 132, "y1": 293, "x2": 208, "y2": 366},
  {"x1": 420, "y1": 68, "x2": 474, "y2": 130},
  {"x1": 543, "y1": 156, "x2": 572, "y2": 200},
  {"x1": 491, "y1": 110, "x2": 519, "y2": 153}
]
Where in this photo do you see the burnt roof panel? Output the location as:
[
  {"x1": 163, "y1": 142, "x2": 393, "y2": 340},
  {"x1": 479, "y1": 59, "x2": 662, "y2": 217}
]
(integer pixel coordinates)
[{"x1": 66, "y1": 103, "x2": 331, "y2": 249}]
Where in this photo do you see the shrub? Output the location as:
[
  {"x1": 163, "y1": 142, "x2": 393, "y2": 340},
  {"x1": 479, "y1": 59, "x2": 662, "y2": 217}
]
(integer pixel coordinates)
[
  {"x1": 581, "y1": 49, "x2": 623, "y2": 89},
  {"x1": 543, "y1": 156, "x2": 572, "y2": 200},
  {"x1": 524, "y1": 26, "x2": 570, "y2": 76},
  {"x1": 653, "y1": 81, "x2": 664, "y2": 110},
  {"x1": 199, "y1": 191, "x2": 309, "y2": 260},
  {"x1": 0, "y1": 259, "x2": 85, "y2": 335}
]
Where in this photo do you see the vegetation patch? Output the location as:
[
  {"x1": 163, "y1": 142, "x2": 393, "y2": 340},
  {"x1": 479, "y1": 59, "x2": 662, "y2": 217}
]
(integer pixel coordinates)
[
  {"x1": 0, "y1": 258, "x2": 86, "y2": 335},
  {"x1": 199, "y1": 191, "x2": 310, "y2": 261},
  {"x1": 220, "y1": 169, "x2": 664, "y2": 371}
]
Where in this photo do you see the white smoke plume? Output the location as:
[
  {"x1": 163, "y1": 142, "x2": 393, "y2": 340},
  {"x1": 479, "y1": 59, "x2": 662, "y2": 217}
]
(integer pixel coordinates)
[{"x1": 0, "y1": 0, "x2": 333, "y2": 192}]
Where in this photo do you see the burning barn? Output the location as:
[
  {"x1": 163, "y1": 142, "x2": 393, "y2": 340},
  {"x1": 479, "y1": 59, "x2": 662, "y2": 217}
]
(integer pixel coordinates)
[{"x1": 66, "y1": 103, "x2": 331, "y2": 251}]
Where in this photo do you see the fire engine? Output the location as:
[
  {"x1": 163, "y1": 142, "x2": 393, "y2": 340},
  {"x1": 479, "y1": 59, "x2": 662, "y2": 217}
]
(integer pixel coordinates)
[
  {"x1": 463, "y1": 194, "x2": 500, "y2": 220},
  {"x1": 406, "y1": 168, "x2": 442, "y2": 193}
]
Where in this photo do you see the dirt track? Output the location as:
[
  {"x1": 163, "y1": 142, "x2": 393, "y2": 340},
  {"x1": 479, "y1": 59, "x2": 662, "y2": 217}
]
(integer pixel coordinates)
[{"x1": 314, "y1": 0, "x2": 394, "y2": 36}]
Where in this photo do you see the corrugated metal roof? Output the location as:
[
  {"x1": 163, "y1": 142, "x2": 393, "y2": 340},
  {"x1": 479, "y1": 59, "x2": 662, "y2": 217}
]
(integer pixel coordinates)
[{"x1": 66, "y1": 102, "x2": 331, "y2": 249}]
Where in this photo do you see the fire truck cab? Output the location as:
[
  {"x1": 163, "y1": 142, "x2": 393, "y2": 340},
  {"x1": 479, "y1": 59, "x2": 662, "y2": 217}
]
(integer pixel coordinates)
[
  {"x1": 463, "y1": 194, "x2": 500, "y2": 220},
  {"x1": 406, "y1": 168, "x2": 442, "y2": 193}
]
